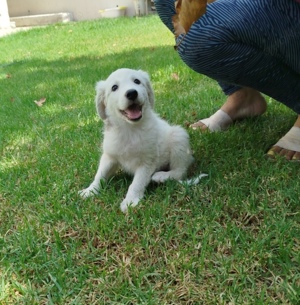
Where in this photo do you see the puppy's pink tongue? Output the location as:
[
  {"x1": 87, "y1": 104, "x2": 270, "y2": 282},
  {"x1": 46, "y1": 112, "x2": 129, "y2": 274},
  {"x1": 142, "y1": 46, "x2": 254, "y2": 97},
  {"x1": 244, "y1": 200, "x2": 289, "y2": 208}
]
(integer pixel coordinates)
[{"x1": 125, "y1": 104, "x2": 142, "y2": 120}]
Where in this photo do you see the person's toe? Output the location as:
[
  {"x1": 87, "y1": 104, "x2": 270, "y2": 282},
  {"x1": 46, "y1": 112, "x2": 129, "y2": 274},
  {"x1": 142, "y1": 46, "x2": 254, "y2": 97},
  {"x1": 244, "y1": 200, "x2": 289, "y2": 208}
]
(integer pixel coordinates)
[
  {"x1": 266, "y1": 146, "x2": 282, "y2": 158},
  {"x1": 279, "y1": 148, "x2": 294, "y2": 160},
  {"x1": 292, "y1": 151, "x2": 300, "y2": 161},
  {"x1": 266, "y1": 145, "x2": 300, "y2": 161}
]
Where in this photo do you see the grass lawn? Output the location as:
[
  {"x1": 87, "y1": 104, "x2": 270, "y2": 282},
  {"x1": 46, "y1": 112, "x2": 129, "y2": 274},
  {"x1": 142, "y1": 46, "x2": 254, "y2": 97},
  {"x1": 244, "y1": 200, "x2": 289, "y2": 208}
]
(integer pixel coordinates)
[{"x1": 0, "y1": 15, "x2": 299, "y2": 304}]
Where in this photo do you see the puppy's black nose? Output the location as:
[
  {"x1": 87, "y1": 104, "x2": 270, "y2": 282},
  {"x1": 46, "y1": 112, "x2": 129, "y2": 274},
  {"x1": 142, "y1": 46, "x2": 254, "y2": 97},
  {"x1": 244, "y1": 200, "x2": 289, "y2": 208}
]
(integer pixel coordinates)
[{"x1": 126, "y1": 89, "x2": 138, "y2": 101}]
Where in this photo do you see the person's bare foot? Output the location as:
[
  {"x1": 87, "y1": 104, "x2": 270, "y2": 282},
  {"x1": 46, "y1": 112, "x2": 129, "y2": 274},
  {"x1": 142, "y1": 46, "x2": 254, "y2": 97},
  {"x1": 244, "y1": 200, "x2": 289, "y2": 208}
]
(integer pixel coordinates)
[
  {"x1": 190, "y1": 87, "x2": 300, "y2": 161},
  {"x1": 267, "y1": 115, "x2": 300, "y2": 161},
  {"x1": 190, "y1": 87, "x2": 267, "y2": 130}
]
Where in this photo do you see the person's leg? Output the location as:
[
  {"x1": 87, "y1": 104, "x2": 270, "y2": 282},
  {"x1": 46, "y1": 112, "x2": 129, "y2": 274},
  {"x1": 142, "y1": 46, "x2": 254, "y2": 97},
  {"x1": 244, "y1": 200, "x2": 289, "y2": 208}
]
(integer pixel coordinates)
[
  {"x1": 154, "y1": 0, "x2": 176, "y2": 34},
  {"x1": 156, "y1": 0, "x2": 300, "y2": 110},
  {"x1": 154, "y1": 0, "x2": 244, "y2": 106},
  {"x1": 182, "y1": 0, "x2": 300, "y2": 159},
  {"x1": 156, "y1": 0, "x2": 300, "y2": 159},
  {"x1": 177, "y1": 0, "x2": 300, "y2": 112}
]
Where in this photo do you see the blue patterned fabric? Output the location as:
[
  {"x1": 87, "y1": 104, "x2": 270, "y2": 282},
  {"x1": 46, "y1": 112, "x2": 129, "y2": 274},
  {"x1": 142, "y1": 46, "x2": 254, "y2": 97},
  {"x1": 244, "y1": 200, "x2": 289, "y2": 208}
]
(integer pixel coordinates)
[{"x1": 154, "y1": 0, "x2": 300, "y2": 113}]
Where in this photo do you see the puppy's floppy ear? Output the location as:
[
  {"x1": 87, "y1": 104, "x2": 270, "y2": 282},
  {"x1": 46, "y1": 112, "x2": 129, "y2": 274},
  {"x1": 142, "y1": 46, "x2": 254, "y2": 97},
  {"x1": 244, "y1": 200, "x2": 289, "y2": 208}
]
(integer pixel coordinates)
[
  {"x1": 138, "y1": 70, "x2": 155, "y2": 109},
  {"x1": 95, "y1": 81, "x2": 107, "y2": 120}
]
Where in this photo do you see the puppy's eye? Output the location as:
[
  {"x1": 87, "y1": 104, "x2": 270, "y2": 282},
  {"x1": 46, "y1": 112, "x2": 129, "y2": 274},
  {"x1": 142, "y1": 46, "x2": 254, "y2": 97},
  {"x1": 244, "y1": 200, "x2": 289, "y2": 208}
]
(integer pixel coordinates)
[
  {"x1": 134, "y1": 79, "x2": 141, "y2": 85},
  {"x1": 112, "y1": 85, "x2": 118, "y2": 92}
]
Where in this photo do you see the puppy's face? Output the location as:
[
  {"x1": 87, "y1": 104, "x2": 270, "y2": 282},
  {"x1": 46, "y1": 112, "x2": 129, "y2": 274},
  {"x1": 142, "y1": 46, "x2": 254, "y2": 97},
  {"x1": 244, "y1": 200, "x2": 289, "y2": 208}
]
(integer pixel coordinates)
[{"x1": 96, "y1": 69, "x2": 155, "y2": 124}]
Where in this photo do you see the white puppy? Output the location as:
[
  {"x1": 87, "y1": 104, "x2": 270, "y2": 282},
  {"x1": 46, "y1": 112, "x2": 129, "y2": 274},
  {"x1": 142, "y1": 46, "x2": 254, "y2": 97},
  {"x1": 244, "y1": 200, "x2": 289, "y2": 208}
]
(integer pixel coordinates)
[{"x1": 79, "y1": 68, "x2": 195, "y2": 212}]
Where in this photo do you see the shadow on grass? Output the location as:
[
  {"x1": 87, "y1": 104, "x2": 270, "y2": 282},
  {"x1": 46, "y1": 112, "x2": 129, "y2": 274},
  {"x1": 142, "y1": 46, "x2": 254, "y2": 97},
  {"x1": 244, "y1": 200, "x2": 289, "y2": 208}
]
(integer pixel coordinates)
[
  {"x1": 1, "y1": 42, "x2": 297, "y2": 196},
  {"x1": 0, "y1": 44, "x2": 193, "y2": 197}
]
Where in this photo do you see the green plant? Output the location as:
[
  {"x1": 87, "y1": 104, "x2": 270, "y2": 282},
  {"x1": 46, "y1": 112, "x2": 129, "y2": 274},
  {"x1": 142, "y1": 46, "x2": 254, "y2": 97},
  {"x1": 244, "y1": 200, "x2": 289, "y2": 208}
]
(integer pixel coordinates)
[{"x1": 0, "y1": 16, "x2": 299, "y2": 304}]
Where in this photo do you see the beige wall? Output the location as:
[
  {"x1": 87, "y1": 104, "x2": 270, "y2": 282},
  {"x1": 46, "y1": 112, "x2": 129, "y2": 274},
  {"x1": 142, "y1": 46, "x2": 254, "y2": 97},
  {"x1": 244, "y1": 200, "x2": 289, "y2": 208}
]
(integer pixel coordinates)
[{"x1": 7, "y1": 0, "x2": 148, "y2": 20}]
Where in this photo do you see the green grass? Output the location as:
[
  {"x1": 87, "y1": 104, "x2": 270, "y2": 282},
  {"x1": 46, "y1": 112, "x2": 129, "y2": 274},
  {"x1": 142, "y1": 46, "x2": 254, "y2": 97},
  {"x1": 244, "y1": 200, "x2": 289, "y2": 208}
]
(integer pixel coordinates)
[{"x1": 0, "y1": 16, "x2": 299, "y2": 304}]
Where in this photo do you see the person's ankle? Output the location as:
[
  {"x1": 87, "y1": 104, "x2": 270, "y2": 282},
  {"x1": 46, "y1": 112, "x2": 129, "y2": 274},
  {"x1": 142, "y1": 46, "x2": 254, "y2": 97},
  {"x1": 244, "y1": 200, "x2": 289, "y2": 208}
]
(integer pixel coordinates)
[
  {"x1": 221, "y1": 88, "x2": 248, "y2": 116},
  {"x1": 221, "y1": 88, "x2": 266, "y2": 121}
]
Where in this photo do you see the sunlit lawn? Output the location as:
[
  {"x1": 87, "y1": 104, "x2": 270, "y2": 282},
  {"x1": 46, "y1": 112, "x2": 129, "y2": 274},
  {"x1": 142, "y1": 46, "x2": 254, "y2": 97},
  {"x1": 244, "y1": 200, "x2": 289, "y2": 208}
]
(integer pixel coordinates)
[{"x1": 0, "y1": 16, "x2": 299, "y2": 304}]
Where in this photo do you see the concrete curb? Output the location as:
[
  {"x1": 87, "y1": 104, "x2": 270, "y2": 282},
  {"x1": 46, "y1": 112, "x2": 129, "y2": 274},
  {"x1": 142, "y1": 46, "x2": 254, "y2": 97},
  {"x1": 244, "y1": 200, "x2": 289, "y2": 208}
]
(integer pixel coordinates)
[{"x1": 10, "y1": 12, "x2": 73, "y2": 27}]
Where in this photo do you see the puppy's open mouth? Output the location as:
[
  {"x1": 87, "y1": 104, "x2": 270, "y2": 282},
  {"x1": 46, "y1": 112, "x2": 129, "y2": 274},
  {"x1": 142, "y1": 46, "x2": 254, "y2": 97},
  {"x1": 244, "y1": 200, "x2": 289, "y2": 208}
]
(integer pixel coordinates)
[{"x1": 120, "y1": 103, "x2": 143, "y2": 121}]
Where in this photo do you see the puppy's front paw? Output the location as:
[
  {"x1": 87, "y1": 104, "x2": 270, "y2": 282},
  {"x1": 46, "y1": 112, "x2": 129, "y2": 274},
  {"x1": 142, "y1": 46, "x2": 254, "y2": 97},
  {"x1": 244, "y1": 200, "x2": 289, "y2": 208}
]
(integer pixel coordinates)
[
  {"x1": 78, "y1": 187, "x2": 98, "y2": 199},
  {"x1": 120, "y1": 197, "x2": 140, "y2": 213}
]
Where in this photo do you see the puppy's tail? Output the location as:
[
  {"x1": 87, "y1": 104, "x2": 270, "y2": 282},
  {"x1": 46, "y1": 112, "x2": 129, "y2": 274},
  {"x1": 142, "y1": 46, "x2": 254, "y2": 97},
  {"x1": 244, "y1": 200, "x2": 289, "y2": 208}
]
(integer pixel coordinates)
[{"x1": 179, "y1": 173, "x2": 208, "y2": 186}]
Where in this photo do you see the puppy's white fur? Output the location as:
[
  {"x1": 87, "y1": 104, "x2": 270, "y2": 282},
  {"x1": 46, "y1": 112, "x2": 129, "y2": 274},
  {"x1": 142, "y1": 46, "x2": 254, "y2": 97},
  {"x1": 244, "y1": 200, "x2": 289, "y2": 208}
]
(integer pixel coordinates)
[{"x1": 79, "y1": 68, "x2": 194, "y2": 212}]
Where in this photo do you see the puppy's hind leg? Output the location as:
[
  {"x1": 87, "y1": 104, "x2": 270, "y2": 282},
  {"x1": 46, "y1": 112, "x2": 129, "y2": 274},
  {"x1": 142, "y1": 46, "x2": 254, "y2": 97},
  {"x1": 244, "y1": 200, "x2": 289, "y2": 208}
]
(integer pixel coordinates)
[
  {"x1": 152, "y1": 127, "x2": 194, "y2": 183},
  {"x1": 79, "y1": 153, "x2": 119, "y2": 198}
]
